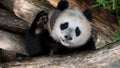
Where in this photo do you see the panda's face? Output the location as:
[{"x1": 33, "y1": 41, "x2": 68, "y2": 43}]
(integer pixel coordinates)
[
  {"x1": 51, "y1": 7, "x2": 91, "y2": 48},
  {"x1": 59, "y1": 21, "x2": 81, "y2": 47}
]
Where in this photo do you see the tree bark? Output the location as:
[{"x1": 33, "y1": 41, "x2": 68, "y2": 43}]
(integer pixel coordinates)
[
  {"x1": 0, "y1": 0, "x2": 52, "y2": 23},
  {"x1": 0, "y1": 41, "x2": 120, "y2": 68},
  {"x1": 0, "y1": 8, "x2": 28, "y2": 35}
]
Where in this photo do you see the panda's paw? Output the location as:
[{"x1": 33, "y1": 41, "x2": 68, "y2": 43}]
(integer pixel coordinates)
[{"x1": 38, "y1": 11, "x2": 48, "y2": 24}]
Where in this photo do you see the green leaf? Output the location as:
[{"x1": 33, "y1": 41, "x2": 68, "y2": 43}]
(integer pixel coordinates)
[
  {"x1": 112, "y1": 0, "x2": 116, "y2": 10},
  {"x1": 118, "y1": 17, "x2": 120, "y2": 26},
  {"x1": 96, "y1": 0, "x2": 105, "y2": 3},
  {"x1": 114, "y1": 31, "x2": 120, "y2": 41},
  {"x1": 91, "y1": 4, "x2": 101, "y2": 8}
]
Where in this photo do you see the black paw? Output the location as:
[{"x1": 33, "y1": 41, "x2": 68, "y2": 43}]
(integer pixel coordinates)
[{"x1": 37, "y1": 11, "x2": 48, "y2": 24}]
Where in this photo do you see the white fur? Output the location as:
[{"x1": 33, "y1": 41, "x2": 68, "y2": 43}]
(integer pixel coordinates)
[{"x1": 50, "y1": 7, "x2": 91, "y2": 48}]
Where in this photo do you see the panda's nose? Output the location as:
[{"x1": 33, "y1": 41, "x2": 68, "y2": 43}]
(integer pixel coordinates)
[{"x1": 64, "y1": 35, "x2": 72, "y2": 40}]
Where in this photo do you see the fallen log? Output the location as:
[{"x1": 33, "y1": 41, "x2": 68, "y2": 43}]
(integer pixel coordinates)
[
  {"x1": 0, "y1": 41, "x2": 120, "y2": 68},
  {"x1": 0, "y1": 8, "x2": 28, "y2": 35},
  {"x1": 0, "y1": 29, "x2": 27, "y2": 61}
]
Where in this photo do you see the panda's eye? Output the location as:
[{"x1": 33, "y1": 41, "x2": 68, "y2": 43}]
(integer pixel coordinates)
[
  {"x1": 60, "y1": 22, "x2": 68, "y2": 30},
  {"x1": 75, "y1": 27, "x2": 81, "y2": 37}
]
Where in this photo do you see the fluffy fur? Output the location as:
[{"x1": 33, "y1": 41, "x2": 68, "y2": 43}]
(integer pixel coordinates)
[
  {"x1": 25, "y1": 0, "x2": 96, "y2": 56},
  {"x1": 50, "y1": 7, "x2": 91, "y2": 48}
]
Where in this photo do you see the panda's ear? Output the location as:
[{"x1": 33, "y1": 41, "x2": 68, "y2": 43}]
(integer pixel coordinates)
[
  {"x1": 83, "y1": 9, "x2": 92, "y2": 22},
  {"x1": 57, "y1": 0, "x2": 69, "y2": 11}
]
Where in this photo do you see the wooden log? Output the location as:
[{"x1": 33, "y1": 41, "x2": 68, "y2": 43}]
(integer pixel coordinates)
[
  {"x1": 0, "y1": 29, "x2": 28, "y2": 61},
  {"x1": 0, "y1": 41, "x2": 120, "y2": 68},
  {"x1": 0, "y1": 0, "x2": 52, "y2": 23},
  {"x1": 0, "y1": 8, "x2": 28, "y2": 35}
]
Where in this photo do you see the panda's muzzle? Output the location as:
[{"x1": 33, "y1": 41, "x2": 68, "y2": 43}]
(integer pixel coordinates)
[{"x1": 64, "y1": 35, "x2": 72, "y2": 40}]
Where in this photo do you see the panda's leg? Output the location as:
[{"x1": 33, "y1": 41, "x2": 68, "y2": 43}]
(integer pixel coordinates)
[
  {"x1": 29, "y1": 11, "x2": 48, "y2": 35},
  {"x1": 25, "y1": 11, "x2": 48, "y2": 57}
]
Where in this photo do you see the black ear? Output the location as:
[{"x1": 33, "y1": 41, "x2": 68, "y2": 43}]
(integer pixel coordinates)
[
  {"x1": 83, "y1": 9, "x2": 92, "y2": 22},
  {"x1": 57, "y1": 0, "x2": 69, "y2": 11}
]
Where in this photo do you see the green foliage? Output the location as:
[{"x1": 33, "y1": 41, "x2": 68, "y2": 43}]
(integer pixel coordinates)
[
  {"x1": 93, "y1": 0, "x2": 118, "y2": 10},
  {"x1": 113, "y1": 31, "x2": 120, "y2": 41},
  {"x1": 93, "y1": 0, "x2": 120, "y2": 25},
  {"x1": 93, "y1": 0, "x2": 120, "y2": 41}
]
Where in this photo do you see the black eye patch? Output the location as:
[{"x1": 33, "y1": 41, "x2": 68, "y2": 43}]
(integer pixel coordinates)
[
  {"x1": 60, "y1": 22, "x2": 69, "y2": 30},
  {"x1": 75, "y1": 27, "x2": 81, "y2": 37}
]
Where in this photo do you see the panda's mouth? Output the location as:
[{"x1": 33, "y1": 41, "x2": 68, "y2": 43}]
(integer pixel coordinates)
[
  {"x1": 61, "y1": 38, "x2": 66, "y2": 43},
  {"x1": 60, "y1": 37, "x2": 71, "y2": 46}
]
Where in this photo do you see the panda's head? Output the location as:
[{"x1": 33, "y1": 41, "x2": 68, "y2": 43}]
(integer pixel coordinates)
[{"x1": 50, "y1": 0, "x2": 92, "y2": 48}]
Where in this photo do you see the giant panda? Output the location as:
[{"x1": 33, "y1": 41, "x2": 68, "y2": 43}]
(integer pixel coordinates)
[{"x1": 25, "y1": 0, "x2": 96, "y2": 57}]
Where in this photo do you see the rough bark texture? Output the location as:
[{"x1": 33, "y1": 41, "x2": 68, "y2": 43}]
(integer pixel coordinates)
[
  {"x1": 0, "y1": 0, "x2": 52, "y2": 23},
  {"x1": 0, "y1": 30, "x2": 28, "y2": 62},
  {"x1": 0, "y1": 8, "x2": 28, "y2": 35},
  {"x1": 0, "y1": 41, "x2": 120, "y2": 68},
  {"x1": 0, "y1": 8, "x2": 28, "y2": 61}
]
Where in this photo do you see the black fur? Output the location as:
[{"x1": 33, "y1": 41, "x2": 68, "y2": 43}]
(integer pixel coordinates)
[
  {"x1": 83, "y1": 9, "x2": 92, "y2": 22},
  {"x1": 25, "y1": 11, "x2": 51, "y2": 56},
  {"x1": 29, "y1": 11, "x2": 48, "y2": 35},
  {"x1": 50, "y1": 10, "x2": 61, "y2": 30},
  {"x1": 57, "y1": 0, "x2": 69, "y2": 11}
]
